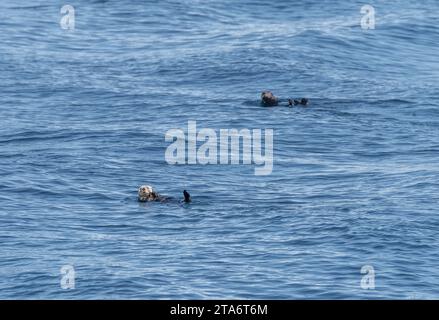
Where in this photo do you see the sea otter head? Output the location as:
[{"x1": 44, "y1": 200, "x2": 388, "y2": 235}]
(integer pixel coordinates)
[
  {"x1": 261, "y1": 91, "x2": 278, "y2": 106},
  {"x1": 138, "y1": 185, "x2": 159, "y2": 202}
]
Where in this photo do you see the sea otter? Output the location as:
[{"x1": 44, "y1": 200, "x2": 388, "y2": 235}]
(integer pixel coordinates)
[
  {"x1": 138, "y1": 185, "x2": 191, "y2": 203},
  {"x1": 261, "y1": 91, "x2": 279, "y2": 106},
  {"x1": 138, "y1": 185, "x2": 160, "y2": 202},
  {"x1": 262, "y1": 91, "x2": 309, "y2": 107}
]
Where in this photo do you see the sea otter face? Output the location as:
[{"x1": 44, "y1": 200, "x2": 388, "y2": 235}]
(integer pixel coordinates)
[
  {"x1": 138, "y1": 185, "x2": 158, "y2": 202},
  {"x1": 261, "y1": 91, "x2": 278, "y2": 106}
]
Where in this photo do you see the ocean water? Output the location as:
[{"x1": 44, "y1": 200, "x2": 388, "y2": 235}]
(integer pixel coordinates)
[{"x1": 1, "y1": 0, "x2": 439, "y2": 299}]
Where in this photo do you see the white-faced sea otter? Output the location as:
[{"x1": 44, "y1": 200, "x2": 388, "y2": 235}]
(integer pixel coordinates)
[{"x1": 138, "y1": 185, "x2": 191, "y2": 203}]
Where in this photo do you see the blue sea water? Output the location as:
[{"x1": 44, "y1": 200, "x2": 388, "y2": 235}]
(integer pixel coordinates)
[{"x1": 1, "y1": 0, "x2": 439, "y2": 299}]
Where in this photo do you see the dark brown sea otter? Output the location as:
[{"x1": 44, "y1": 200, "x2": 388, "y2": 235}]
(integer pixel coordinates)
[
  {"x1": 262, "y1": 91, "x2": 309, "y2": 107},
  {"x1": 261, "y1": 91, "x2": 279, "y2": 106}
]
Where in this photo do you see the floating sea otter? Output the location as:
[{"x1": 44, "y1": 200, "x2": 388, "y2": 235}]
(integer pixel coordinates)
[
  {"x1": 138, "y1": 185, "x2": 191, "y2": 203},
  {"x1": 261, "y1": 91, "x2": 309, "y2": 107},
  {"x1": 261, "y1": 91, "x2": 279, "y2": 106}
]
